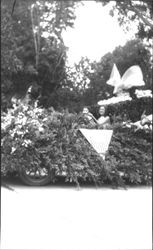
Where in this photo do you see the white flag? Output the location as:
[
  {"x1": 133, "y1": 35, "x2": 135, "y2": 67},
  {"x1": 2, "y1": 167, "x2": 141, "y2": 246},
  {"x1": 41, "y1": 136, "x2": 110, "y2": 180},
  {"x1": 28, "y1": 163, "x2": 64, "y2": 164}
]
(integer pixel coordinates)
[
  {"x1": 79, "y1": 129, "x2": 113, "y2": 160},
  {"x1": 107, "y1": 63, "x2": 121, "y2": 87}
]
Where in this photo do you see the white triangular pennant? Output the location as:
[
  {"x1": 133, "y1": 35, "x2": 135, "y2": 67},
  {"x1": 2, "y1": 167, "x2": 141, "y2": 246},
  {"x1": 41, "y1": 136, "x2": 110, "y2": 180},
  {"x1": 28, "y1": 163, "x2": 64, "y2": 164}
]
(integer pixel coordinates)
[
  {"x1": 107, "y1": 63, "x2": 121, "y2": 87},
  {"x1": 79, "y1": 129, "x2": 113, "y2": 159}
]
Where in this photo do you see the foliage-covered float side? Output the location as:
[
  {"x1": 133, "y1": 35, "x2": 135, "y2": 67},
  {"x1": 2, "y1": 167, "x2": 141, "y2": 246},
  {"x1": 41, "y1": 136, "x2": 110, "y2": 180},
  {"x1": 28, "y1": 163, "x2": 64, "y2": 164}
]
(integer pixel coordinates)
[
  {"x1": 1, "y1": 100, "x2": 152, "y2": 187},
  {"x1": 106, "y1": 125, "x2": 152, "y2": 185},
  {"x1": 1, "y1": 102, "x2": 107, "y2": 186}
]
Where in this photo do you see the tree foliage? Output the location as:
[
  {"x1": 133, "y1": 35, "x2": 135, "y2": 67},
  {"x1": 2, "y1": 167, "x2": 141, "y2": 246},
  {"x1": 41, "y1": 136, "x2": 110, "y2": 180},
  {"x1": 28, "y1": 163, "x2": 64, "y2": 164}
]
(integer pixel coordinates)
[
  {"x1": 1, "y1": 0, "x2": 152, "y2": 112},
  {"x1": 42, "y1": 39, "x2": 152, "y2": 112},
  {"x1": 68, "y1": 39, "x2": 152, "y2": 109},
  {"x1": 1, "y1": 0, "x2": 79, "y2": 109},
  {"x1": 97, "y1": 0, "x2": 153, "y2": 40}
]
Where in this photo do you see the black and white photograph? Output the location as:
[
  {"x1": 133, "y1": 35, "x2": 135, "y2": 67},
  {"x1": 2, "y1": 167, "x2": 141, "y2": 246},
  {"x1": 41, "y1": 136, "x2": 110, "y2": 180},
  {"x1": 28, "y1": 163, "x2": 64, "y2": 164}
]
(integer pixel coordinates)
[{"x1": 1, "y1": 0, "x2": 152, "y2": 249}]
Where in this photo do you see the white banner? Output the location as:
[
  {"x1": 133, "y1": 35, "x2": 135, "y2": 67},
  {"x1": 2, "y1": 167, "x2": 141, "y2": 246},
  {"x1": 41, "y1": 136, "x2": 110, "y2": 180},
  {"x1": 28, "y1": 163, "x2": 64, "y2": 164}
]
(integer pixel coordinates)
[{"x1": 79, "y1": 129, "x2": 113, "y2": 159}]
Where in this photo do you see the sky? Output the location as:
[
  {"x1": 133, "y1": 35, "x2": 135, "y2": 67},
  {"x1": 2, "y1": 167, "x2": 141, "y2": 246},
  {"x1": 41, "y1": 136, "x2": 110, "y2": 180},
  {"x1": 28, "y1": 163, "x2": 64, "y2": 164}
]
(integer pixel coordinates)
[{"x1": 62, "y1": 1, "x2": 137, "y2": 66}]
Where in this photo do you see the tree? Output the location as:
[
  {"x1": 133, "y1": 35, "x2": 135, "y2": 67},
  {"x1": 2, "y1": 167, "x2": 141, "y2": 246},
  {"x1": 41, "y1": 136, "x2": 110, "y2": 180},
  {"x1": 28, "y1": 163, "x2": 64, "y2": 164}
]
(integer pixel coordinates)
[
  {"x1": 55, "y1": 39, "x2": 152, "y2": 111},
  {"x1": 105, "y1": 39, "x2": 152, "y2": 89},
  {"x1": 1, "y1": 0, "x2": 24, "y2": 109},
  {"x1": 97, "y1": 0, "x2": 153, "y2": 40},
  {"x1": 1, "y1": 0, "x2": 79, "y2": 109},
  {"x1": 73, "y1": 39, "x2": 152, "y2": 107},
  {"x1": 66, "y1": 57, "x2": 93, "y2": 94}
]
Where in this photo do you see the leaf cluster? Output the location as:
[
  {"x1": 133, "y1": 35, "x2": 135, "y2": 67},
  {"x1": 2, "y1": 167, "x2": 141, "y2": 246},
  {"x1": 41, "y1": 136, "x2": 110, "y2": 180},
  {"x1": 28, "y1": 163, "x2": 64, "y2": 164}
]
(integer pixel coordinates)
[{"x1": 107, "y1": 125, "x2": 152, "y2": 185}]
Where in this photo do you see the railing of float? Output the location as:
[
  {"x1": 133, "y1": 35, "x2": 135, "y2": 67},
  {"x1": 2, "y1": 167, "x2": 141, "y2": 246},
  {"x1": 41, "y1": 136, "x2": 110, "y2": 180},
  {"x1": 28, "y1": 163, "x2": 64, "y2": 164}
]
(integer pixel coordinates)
[{"x1": 79, "y1": 129, "x2": 113, "y2": 160}]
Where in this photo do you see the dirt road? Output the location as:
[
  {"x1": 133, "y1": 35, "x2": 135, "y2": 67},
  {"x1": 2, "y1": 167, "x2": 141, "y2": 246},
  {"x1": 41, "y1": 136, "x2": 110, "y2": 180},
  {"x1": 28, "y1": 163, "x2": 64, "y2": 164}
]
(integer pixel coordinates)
[{"x1": 1, "y1": 178, "x2": 152, "y2": 250}]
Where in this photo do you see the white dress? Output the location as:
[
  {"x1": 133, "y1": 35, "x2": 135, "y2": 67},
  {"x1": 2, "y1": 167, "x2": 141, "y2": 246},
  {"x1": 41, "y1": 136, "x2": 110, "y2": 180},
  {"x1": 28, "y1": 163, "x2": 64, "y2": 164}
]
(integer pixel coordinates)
[{"x1": 97, "y1": 116, "x2": 109, "y2": 125}]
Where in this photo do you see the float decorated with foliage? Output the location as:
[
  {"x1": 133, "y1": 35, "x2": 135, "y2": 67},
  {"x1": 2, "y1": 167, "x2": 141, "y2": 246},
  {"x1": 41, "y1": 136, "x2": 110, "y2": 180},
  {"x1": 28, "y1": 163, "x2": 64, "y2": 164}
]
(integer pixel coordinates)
[{"x1": 2, "y1": 64, "x2": 152, "y2": 187}]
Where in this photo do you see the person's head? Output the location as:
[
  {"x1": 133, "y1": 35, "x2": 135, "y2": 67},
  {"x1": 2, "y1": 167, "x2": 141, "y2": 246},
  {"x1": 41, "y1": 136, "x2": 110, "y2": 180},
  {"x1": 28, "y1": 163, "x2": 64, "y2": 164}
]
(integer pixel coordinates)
[
  {"x1": 99, "y1": 106, "x2": 106, "y2": 116},
  {"x1": 83, "y1": 107, "x2": 89, "y2": 114}
]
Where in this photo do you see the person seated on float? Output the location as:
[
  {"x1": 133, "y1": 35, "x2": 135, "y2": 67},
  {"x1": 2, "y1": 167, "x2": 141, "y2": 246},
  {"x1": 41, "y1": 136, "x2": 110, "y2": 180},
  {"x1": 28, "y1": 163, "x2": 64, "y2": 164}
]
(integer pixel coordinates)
[
  {"x1": 82, "y1": 107, "x2": 97, "y2": 126},
  {"x1": 140, "y1": 110, "x2": 152, "y2": 129},
  {"x1": 97, "y1": 106, "x2": 110, "y2": 129}
]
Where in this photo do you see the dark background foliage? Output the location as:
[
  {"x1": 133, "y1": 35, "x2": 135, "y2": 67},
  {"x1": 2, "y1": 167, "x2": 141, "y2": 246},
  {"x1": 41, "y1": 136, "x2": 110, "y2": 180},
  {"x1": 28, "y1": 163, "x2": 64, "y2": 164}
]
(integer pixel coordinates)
[
  {"x1": 1, "y1": 1, "x2": 152, "y2": 112},
  {"x1": 97, "y1": 0, "x2": 153, "y2": 41}
]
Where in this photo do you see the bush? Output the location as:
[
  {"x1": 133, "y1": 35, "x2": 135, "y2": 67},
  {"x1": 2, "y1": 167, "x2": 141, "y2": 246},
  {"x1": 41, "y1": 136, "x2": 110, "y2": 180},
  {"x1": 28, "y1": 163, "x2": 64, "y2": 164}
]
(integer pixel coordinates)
[{"x1": 1, "y1": 101, "x2": 152, "y2": 187}]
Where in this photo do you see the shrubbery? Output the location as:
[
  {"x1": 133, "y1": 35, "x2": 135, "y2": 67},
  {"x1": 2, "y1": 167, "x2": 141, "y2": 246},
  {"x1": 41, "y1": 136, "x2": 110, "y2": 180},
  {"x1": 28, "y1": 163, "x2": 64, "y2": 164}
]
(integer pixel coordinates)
[
  {"x1": 1, "y1": 102, "x2": 107, "y2": 186},
  {"x1": 1, "y1": 100, "x2": 152, "y2": 187},
  {"x1": 107, "y1": 125, "x2": 152, "y2": 185}
]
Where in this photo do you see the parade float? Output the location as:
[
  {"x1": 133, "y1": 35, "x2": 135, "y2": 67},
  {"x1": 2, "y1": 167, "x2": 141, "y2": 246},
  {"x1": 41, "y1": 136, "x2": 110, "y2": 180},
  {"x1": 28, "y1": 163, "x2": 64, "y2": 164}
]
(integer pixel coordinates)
[{"x1": 1, "y1": 64, "x2": 152, "y2": 187}]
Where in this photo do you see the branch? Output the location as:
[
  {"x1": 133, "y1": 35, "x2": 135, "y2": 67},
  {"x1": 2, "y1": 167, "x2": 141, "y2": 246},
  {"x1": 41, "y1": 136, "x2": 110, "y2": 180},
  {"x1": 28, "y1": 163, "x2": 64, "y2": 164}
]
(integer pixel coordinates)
[
  {"x1": 31, "y1": 5, "x2": 38, "y2": 69},
  {"x1": 11, "y1": 0, "x2": 17, "y2": 16},
  {"x1": 132, "y1": 6, "x2": 153, "y2": 28},
  {"x1": 118, "y1": 2, "x2": 153, "y2": 28},
  {"x1": 52, "y1": 52, "x2": 65, "y2": 80},
  {"x1": 30, "y1": 4, "x2": 41, "y2": 70}
]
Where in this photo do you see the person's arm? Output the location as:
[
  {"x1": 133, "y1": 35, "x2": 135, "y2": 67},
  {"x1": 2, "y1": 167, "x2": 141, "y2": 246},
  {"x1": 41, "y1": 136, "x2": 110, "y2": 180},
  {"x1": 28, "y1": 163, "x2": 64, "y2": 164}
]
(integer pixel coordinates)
[
  {"x1": 89, "y1": 113, "x2": 98, "y2": 123},
  {"x1": 86, "y1": 113, "x2": 98, "y2": 124},
  {"x1": 97, "y1": 116, "x2": 110, "y2": 125},
  {"x1": 97, "y1": 116, "x2": 110, "y2": 129}
]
